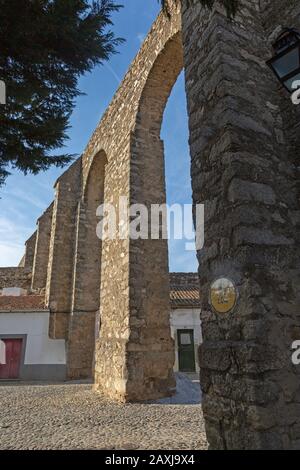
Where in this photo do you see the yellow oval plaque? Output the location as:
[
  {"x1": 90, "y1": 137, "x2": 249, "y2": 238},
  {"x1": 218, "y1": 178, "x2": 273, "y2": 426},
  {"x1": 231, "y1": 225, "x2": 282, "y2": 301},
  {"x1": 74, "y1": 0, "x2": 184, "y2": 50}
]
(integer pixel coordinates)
[{"x1": 210, "y1": 277, "x2": 237, "y2": 314}]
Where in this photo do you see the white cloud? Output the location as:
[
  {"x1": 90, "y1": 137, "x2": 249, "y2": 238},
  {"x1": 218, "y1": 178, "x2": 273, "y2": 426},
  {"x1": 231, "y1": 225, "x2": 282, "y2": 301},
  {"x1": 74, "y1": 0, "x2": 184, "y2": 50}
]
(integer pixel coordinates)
[
  {"x1": 168, "y1": 238, "x2": 198, "y2": 273},
  {"x1": 137, "y1": 33, "x2": 146, "y2": 44},
  {"x1": 0, "y1": 215, "x2": 32, "y2": 267},
  {"x1": 104, "y1": 63, "x2": 121, "y2": 84},
  {"x1": 0, "y1": 175, "x2": 49, "y2": 267},
  {"x1": 0, "y1": 242, "x2": 24, "y2": 267},
  {"x1": 2, "y1": 187, "x2": 46, "y2": 210}
]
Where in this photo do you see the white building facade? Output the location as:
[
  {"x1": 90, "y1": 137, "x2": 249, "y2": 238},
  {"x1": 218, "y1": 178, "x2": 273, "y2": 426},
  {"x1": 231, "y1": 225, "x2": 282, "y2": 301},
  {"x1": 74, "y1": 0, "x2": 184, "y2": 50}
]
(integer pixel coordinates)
[
  {"x1": 0, "y1": 295, "x2": 66, "y2": 381},
  {"x1": 0, "y1": 273, "x2": 202, "y2": 381},
  {"x1": 170, "y1": 273, "x2": 202, "y2": 374}
]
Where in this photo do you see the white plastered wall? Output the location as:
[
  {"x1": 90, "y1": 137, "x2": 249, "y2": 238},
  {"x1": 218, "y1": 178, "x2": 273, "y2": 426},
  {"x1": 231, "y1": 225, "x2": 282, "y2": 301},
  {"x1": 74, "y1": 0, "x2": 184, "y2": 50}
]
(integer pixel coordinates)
[{"x1": 0, "y1": 311, "x2": 66, "y2": 365}]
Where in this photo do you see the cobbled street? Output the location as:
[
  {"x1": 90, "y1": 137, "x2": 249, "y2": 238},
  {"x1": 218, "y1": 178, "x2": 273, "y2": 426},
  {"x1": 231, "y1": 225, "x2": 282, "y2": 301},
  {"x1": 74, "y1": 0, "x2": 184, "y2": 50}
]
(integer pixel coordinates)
[{"x1": 0, "y1": 382, "x2": 208, "y2": 450}]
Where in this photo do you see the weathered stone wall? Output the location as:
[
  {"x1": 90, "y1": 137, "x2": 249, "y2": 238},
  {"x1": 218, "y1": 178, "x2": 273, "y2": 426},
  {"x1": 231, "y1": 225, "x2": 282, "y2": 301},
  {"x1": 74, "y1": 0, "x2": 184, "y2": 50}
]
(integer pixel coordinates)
[
  {"x1": 0, "y1": 267, "x2": 32, "y2": 290},
  {"x1": 260, "y1": 0, "x2": 300, "y2": 450},
  {"x1": 182, "y1": 0, "x2": 300, "y2": 449},
  {"x1": 170, "y1": 272, "x2": 199, "y2": 288},
  {"x1": 23, "y1": 231, "x2": 37, "y2": 270},
  {"x1": 31, "y1": 203, "x2": 53, "y2": 291},
  {"x1": 67, "y1": 152, "x2": 107, "y2": 379},
  {"x1": 45, "y1": 159, "x2": 82, "y2": 339}
]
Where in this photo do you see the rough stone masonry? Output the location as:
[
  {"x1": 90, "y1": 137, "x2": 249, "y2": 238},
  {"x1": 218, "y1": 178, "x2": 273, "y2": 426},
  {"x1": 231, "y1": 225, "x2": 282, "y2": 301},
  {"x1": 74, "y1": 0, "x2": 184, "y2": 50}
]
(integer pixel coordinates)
[{"x1": 0, "y1": 0, "x2": 299, "y2": 450}]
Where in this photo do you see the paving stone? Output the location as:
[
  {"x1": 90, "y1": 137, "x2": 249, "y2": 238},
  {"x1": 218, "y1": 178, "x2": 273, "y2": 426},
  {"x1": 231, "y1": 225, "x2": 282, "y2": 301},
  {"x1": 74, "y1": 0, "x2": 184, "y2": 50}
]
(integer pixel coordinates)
[{"x1": 0, "y1": 383, "x2": 208, "y2": 450}]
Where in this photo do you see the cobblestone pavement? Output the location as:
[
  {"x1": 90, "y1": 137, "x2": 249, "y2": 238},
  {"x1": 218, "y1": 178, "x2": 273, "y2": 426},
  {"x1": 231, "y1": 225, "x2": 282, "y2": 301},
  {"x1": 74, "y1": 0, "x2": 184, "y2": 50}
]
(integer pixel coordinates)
[{"x1": 0, "y1": 383, "x2": 208, "y2": 450}]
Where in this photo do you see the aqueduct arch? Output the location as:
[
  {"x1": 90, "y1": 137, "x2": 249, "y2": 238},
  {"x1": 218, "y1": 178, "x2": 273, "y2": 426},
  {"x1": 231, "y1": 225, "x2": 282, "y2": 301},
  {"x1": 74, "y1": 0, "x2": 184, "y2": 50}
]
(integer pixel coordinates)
[
  {"x1": 2, "y1": 0, "x2": 300, "y2": 449},
  {"x1": 92, "y1": 15, "x2": 184, "y2": 403}
]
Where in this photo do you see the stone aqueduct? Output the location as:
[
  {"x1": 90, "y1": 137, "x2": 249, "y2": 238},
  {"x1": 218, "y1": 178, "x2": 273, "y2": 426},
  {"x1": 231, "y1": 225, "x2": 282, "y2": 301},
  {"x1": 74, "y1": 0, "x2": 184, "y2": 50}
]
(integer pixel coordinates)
[{"x1": 1, "y1": 0, "x2": 300, "y2": 450}]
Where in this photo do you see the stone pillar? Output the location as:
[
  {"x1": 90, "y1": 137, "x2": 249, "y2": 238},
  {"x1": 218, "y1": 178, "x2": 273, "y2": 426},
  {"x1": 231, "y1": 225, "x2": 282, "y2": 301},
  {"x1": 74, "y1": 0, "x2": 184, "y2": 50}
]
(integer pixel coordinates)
[
  {"x1": 23, "y1": 231, "x2": 37, "y2": 271},
  {"x1": 126, "y1": 133, "x2": 175, "y2": 400},
  {"x1": 31, "y1": 203, "x2": 53, "y2": 291},
  {"x1": 67, "y1": 153, "x2": 107, "y2": 379},
  {"x1": 46, "y1": 159, "x2": 82, "y2": 339},
  {"x1": 181, "y1": 0, "x2": 300, "y2": 449},
  {"x1": 94, "y1": 149, "x2": 132, "y2": 401},
  {"x1": 94, "y1": 137, "x2": 176, "y2": 402}
]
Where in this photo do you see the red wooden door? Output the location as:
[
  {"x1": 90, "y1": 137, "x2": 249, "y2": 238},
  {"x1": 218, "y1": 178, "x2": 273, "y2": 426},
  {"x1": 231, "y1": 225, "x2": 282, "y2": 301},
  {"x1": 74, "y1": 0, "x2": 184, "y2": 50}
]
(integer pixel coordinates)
[{"x1": 0, "y1": 339, "x2": 22, "y2": 379}]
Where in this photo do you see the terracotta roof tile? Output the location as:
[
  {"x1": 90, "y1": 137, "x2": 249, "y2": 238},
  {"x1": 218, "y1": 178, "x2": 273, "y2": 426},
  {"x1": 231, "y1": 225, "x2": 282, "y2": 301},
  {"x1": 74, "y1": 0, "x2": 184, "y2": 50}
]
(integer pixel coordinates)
[
  {"x1": 170, "y1": 287, "x2": 200, "y2": 308},
  {"x1": 170, "y1": 273, "x2": 200, "y2": 308},
  {"x1": 0, "y1": 295, "x2": 47, "y2": 312}
]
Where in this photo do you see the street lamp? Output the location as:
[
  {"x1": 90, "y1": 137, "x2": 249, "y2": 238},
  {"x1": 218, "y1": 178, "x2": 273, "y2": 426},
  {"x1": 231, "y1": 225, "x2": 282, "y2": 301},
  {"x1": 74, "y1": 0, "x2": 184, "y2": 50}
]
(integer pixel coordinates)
[{"x1": 267, "y1": 28, "x2": 300, "y2": 93}]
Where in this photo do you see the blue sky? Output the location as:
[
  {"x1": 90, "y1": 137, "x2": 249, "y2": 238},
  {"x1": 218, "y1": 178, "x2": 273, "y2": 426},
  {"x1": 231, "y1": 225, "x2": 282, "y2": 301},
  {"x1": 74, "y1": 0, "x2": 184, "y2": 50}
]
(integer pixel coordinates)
[{"x1": 0, "y1": 0, "x2": 197, "y2": 273}]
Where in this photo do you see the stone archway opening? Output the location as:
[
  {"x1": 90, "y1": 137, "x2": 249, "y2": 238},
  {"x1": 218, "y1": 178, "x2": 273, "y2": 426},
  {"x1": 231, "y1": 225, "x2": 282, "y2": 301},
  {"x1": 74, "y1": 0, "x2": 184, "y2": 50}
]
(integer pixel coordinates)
[
  {"x1": 111, "y1": 29, "x2": 202, "y2": 403},
  {"x1": 124, "y1": 32, "x2": 186, "y2": 401},
  {"x1": 161, "y1": 70, "x2": 201, "y2": 404},
  {"x1": 93, "y1": 29, "x2": 188, "y2": 402}
]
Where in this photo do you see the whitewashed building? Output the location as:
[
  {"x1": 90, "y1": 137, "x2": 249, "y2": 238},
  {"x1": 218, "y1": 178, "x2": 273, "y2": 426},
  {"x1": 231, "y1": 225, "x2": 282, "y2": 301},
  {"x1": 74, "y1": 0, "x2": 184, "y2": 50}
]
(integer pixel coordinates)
[
  {"x1": 170, "y1": 273, "x2": 202, "y2": 374},
  {"x1": 0, "y1": 273, "x2": 201, "y2": 381},
  {"x1": 0, "y1": 295, "x2": 66, "y2": 381}
]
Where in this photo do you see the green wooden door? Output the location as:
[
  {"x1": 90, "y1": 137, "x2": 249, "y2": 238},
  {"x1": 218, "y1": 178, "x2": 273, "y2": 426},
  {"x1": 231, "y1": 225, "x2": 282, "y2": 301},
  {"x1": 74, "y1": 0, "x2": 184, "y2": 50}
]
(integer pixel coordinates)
[{"x1": 177, "y1": 329, "x2": 196, "y2": 372}]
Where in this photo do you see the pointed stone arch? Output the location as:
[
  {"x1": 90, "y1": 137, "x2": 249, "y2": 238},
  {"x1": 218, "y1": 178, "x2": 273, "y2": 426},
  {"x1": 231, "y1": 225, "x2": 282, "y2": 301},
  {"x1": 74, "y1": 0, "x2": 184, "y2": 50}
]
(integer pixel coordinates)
[
  {"x1": 134, "y1": 31, "x2": 183, "y2": 136},
  {"x1": 93, "y1": 6, "x2": 184, "y2": 402}
]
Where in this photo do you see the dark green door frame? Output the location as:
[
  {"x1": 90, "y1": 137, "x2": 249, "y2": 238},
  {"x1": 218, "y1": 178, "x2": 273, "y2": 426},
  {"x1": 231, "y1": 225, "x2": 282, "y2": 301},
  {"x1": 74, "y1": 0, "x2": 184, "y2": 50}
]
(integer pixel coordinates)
[{"x1": 177, "y1": 329, "x2": 196, "y2": 372}]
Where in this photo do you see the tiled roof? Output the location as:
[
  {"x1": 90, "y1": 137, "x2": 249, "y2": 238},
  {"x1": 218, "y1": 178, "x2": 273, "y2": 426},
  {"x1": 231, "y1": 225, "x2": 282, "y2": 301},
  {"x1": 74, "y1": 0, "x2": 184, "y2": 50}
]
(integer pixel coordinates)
[
  {"x1": 0, "y1": 295, "x2": 47, "y2": 312},
  {"x1": 170, "y1": 287, "x2": 200, "y2": 308},
  {"x1": 0, "y1": 275, "x2": 200, "y2": 311},
  {"x1": 170, "y1": 273, "x2": 200, "y2": 308}
]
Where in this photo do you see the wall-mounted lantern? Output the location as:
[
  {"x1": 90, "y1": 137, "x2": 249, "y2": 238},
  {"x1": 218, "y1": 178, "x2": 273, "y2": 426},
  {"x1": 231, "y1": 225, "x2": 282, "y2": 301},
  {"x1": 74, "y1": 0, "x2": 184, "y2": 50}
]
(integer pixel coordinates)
[{"x1": 267, "y1": 28, "x2": 300, "y2": 93}]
